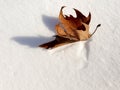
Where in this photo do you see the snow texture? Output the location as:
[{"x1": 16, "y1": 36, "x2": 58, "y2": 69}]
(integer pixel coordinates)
[{"x1": 0, "y1": 0, "x2": 120, "y2": 90}]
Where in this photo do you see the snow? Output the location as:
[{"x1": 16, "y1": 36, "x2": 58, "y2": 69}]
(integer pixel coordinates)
[{"x1": 0, "y1": 0, "x2": 120, "y2": 90}]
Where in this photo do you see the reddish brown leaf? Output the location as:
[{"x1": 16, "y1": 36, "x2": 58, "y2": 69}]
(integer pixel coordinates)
[{"x1": 39, "y1": 6, "x2": 101, "y2": 49}]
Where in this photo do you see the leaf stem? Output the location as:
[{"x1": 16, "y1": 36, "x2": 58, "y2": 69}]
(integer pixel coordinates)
[{"x1": 90, "y1": 24, "x2": 101, "y2": 37}]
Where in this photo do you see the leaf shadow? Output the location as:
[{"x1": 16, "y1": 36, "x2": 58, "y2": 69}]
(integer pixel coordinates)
[
  {"x1": 42, "y1": 15, "x2": 59, "y2": 33},
  {"x1": 85, "y1": 39, "x2": 92, "y2": 60},
  {"x1": 12, "y1": 36, "x2": 54, "y2": 48},
  {"x1": 12, "y1": 15, "x2": 59, "y2": 48}
]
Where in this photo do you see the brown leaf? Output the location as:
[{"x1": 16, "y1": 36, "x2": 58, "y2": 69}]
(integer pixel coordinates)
[
  {"x1": 57, "y1": 6, "x2": 91, "y2": 40},
  {"x1": 39, "y1": 6, "x2": 101, "y2": 49},
  {"x1": 39, "y1": 35, "x2": 75, "y2": 49}
]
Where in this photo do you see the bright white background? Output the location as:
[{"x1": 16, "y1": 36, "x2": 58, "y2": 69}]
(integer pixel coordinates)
[{"x1": 0, "y1": 0, "x2": 120, "y2": 90}]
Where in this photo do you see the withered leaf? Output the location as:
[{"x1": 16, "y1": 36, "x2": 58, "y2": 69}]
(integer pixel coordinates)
[{"x1": 39, "y1": 6, "x2": 101, "y2": 49}]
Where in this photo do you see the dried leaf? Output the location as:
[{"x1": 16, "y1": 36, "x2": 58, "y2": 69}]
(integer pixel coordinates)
[{"x1": 39, "y1": 6, "x2": 101, "y2": 49}]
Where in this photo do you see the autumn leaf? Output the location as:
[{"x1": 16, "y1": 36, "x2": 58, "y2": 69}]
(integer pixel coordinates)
[{"x1": 39, "y1": 6, "x2": 101, "y2": 49}]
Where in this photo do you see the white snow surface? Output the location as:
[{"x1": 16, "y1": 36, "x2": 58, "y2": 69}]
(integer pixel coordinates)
[{"x1": 0, "y1": 0, "x2": 120, "y2": 90}]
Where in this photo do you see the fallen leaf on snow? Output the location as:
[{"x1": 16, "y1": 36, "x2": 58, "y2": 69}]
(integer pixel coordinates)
[{"x1": 39, "y1": 6, "x2": 101, "y2": 49}]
